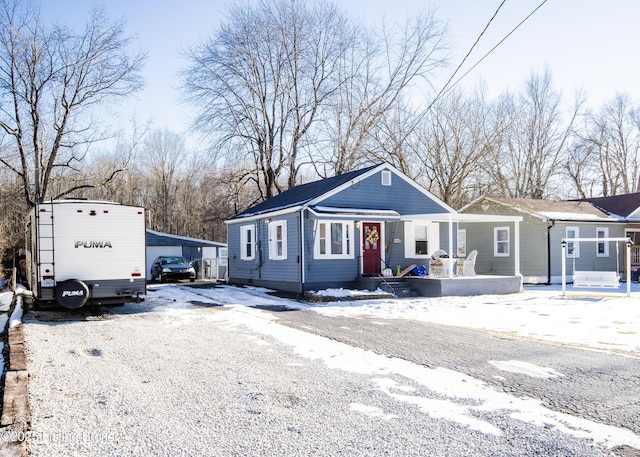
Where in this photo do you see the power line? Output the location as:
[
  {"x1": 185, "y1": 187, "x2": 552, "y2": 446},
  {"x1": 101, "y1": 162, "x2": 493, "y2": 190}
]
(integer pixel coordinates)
[
  {"x1": 442, "y1": 0, "x2": 550, "y2": 99},
  {"x1": 404, "y1": 0, "x2": 550, "y2": 139},
  {"x1": 432, "y1": 0, "x2": 507, "y2": 109}
]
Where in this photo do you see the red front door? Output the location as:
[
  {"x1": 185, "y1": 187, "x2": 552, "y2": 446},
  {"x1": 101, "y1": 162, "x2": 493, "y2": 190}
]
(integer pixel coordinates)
[{"x1": 362, "y1": 222, "x2": 381, "y2": 275}]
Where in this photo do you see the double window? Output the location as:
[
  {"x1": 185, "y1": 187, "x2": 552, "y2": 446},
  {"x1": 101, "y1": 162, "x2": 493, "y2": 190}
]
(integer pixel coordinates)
[
  {"x1": 315, "y1": 221, "x2": 353, "y2": 259},
  {"x1": 240, "y1": 221, "x2": 288, "y2": 261}
]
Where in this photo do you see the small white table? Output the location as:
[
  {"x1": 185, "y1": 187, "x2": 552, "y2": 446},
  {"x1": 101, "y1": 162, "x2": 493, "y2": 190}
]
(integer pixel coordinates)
[{"x1": 440, "y1": 258, "x2": 458, "y2": 278}]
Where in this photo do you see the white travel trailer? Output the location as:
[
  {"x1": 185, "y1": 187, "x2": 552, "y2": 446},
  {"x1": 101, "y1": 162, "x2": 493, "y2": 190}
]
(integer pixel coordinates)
[{"x1": 25, "y1": 200, "x2": 146, "y2": 308}]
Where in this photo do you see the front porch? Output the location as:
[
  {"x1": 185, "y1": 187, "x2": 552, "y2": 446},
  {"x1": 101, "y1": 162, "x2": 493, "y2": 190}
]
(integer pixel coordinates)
[{"x1": 356, "y1": 275, "x2": 522, "y2": 298}]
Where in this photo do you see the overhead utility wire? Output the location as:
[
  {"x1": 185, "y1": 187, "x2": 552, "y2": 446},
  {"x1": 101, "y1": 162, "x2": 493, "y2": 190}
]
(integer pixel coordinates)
[
  {"x1": 403, "y1": 0, "x2": 550, "y2": 141},
  {"x1": 431, "y1": 0, "x2": 507, "y2": 110},
  {"x1": 441, "y1": 0, "x2": 550, "y2": 100}
]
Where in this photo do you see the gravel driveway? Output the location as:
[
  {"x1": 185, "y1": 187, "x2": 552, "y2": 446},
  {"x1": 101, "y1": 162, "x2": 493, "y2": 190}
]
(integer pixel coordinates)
[{"x1": 21, "y1": 286, "x2": 639, "y2": 456}]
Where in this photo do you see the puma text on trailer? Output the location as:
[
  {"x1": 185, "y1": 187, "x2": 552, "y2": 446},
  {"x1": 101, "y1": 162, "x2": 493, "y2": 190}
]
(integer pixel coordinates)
[{"x1": 25, "y1": 200, "x2": 146, "y2": 308}]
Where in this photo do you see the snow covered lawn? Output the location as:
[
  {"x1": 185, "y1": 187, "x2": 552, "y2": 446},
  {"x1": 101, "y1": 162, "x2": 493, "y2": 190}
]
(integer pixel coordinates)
[
  {"x1": 20, "y1": 282, "x2": 640, "y2": 455},
  {"x1": 194, "y1": 282, "x2": 640, "y2": 357},
  {"x1": 300, "y1": 284, "x2": 640, "y2": 357}
]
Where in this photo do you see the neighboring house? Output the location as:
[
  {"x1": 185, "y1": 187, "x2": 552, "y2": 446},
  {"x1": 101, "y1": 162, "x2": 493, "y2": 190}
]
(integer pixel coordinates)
[
  {"x1": 226, "y1": 163, "x2": 522, "y2": 295},
  {"x1": 146, "y1": 229, "x2": 228, "y2": 280},
  {"x1": 460, "y1": 197, "x2": 625, "y2": 284},
  {"x1": 576, "y1": 193, "x2": 640, "y2": 271}
]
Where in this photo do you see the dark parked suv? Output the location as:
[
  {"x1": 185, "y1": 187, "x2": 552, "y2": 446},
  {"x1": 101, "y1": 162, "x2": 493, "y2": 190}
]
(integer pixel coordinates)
[{"x1": 150, "y1": 256, "x2": 196, "y2": 282}]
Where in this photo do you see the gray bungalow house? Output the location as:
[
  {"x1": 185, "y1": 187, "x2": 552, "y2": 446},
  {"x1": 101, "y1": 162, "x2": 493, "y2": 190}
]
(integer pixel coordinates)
[
  {"x1": 226, "y1": 164, "x2": 522, "y2": 295},
  {"x1": 460, "y1": 197, "x2": 625, "y2": 284}
]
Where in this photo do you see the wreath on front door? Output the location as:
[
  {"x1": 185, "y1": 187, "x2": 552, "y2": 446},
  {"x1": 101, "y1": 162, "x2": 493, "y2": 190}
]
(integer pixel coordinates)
[{"x1": 366, "y1": 228, "x2": 379, "y2": 245}]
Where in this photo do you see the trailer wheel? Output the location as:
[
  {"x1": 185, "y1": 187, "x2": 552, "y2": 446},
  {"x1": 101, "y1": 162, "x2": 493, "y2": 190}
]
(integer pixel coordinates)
[{"x1": 55, "y1": 279, "x2": 90, "y2": 309}]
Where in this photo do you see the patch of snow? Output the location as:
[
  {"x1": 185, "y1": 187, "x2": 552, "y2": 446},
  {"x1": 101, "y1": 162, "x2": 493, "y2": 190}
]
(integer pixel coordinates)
[
  {"x1": 209, "y1": 302, "x2": 640, "y2": 449},
  {"x1": 349, "y1": 403, "x2": 396, "y2": 420},
  {"x1": 310, "y1": 287, "x2": 391, "y2": 297},
  {"x1": 489, "y1": 360, "x2": 564, "y2": 379},
  {"x1": 9, "y1": 297, "x2": 23, "y2": 328}
]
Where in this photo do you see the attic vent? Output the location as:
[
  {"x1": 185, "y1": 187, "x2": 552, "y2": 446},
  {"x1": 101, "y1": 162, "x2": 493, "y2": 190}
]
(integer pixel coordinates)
[{"x1": 381, "y1": 170, "x2": 391, "y2": 186}]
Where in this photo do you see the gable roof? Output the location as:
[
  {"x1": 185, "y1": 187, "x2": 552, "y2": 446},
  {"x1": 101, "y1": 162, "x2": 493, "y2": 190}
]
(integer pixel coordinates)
[
  {"x1": 228, "y1": 164, "x2": 383, "y2": 220},
  {"x1": 575, "y1": 193, "x2": 640, "y2": 219},
  {"x1": 467, "y1": 196, "x2": 616, "y2": 222}
]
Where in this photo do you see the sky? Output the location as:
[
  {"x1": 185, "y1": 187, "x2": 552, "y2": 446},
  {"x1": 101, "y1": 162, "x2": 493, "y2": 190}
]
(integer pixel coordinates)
[{"x1": 38, "y1": 0, "x2": 640, "y2": 144}]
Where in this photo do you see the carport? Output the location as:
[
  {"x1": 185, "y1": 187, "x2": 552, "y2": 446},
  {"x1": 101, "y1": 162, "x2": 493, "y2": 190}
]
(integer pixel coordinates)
[{"x1": 146, "y1": 229, "x2": 228, "y2": 280}]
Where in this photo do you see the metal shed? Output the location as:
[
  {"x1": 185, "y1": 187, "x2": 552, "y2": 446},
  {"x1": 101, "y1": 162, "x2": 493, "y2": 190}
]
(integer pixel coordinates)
[{"x1": 146, "y1": 229, "x2": 228, "y2": 281}]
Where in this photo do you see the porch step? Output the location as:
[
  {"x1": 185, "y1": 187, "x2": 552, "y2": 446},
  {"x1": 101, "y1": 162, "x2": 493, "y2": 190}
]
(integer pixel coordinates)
[{"x1": 379, "y1": 280, "x2": 420, "y2": 298}]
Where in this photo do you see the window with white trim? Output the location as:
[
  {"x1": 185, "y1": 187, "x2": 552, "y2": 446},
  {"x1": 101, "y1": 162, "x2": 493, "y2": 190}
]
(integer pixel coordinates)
[
  {"x1": 596, "y1": 227, "x2": 609, "y2": 257},
  {"x1": 404, "y1": 221, "x2": 439, "y2": 258},
  {"x1": 566, "y1": 226, "x2": 579, "y2": 258},
  {"x1": 269, "y1": 220, "x2": 287, "y2": 260},
  {"x1": 315, "y1": 221, "x2": 353, "y2": 259},
  {"x1": 240, "y1": 225, "x2": 255, "y2": 260},
  {"x1": 457, "y1": 229, "x2": 467, "y2": 257},
  {"x1": 494, "y1": 226, "x2": 510, "y2": 257}
]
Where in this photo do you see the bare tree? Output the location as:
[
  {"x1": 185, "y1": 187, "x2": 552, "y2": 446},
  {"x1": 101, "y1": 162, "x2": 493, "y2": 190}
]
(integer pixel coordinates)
[
  {"x1": 487, "y1": 70, "x2": 579, "y2": 199},
  {"x1": 183, "y1": 0, "x2": 352, "y2": 200},
  {"x1": 182, "y1": 0, "x2": 447, "y2": 201},
  {"x1": 0, "y1": 1, "x2": 146, "y2": 207},
  {"x1": 580, "y1": 93, "x2": 640, "y2": 196},
  {"x1": 80, "y1": 120, "x2": 150, "y2": 205},
  {"x1": 140, "y1": 129, "x2": 189, "y2": 233},
  {"x1": 415, "y1": 88, "x2": 501, "y2": 208},
  {"x1": 318, "y1": 12, "x2": 447, "y2": 176}
]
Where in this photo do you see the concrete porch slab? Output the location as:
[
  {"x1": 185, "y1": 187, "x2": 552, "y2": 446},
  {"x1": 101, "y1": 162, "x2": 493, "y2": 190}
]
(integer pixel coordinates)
[{"x1": 405, "y1": 275, "x2": 522, "y2": 297}]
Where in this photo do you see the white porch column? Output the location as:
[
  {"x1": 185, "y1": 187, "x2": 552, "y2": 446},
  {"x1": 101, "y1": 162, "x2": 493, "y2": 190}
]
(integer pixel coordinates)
[
  {"x1": 448, "y1": 214, "x2": 454, "y2": 278},
  {"x1": 514, "y1": 220, "x2": 522, "y2": 291}
]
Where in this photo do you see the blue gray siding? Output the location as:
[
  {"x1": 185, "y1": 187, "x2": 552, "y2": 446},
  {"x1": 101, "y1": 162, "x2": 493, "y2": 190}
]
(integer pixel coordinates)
[
  {"x1": 227, "y1": 166, "x2": 459, "y2": 292},
  {"x1": 320, "y1": 170, "x2": 449, "y2": 215},
  {"x1": 302, "y1": 217, "x2": 359, "y2": 289},
  {"x1": 228, "y1": 213, "x2": 302, "y2": 291}
]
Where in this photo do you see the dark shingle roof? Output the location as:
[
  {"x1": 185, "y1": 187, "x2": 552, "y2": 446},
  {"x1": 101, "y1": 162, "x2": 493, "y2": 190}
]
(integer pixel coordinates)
[
  {"x1": 230, "y1": 164, "x2": 380, "y2": 219},
  {"x1": 576, "y1": 193, "x2": 640, "y2": 218}
]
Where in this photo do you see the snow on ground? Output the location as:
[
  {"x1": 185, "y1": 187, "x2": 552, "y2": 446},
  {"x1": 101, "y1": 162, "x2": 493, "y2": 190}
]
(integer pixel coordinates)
[
  {"x1": 0, "y1": 290, "x2": 13, "y2": 327},
  {"x1": 143, "y1": 281, "x2": 640, "y2": 449},
  {"x1": 168, "y1": 282, "x2": 640, "y2": 357},
  {"x1": 306, "y1": 283, "x2": 640, "y2": 356}
]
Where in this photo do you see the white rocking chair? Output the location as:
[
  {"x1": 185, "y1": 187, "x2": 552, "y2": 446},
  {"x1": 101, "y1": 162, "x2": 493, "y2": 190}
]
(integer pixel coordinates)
[{"x1": 457, "y1": 250, "x2": 477, "y2": 277}]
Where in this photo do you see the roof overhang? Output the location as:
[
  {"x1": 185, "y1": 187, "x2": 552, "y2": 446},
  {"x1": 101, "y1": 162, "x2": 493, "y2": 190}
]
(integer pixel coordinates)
[
  {"x1": 225, "y1": 205, "x2": 303, "y2": 224},
  {"x1": 401, "y1": 213, "x2": 523, "y2": 223},
  {"x1": 309, "y1": 206, "x2": 401, "y2": 220}
]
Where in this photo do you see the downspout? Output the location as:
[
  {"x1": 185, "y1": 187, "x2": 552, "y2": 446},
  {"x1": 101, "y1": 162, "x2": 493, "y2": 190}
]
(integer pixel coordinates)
[
  {"x1": 546, "y1": 220, "x2": 555, "y2": 285},
  {"x1": 299, "y1": 209, "x2": 305, "y2": 294}
]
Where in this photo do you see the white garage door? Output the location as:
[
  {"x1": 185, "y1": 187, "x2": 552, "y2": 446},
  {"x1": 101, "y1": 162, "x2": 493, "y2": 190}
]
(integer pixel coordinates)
[{"x1": 146, "y1": 246, "x2": 182, "y2": 277}]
